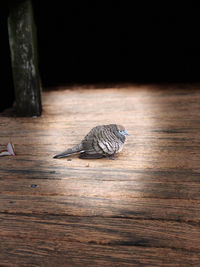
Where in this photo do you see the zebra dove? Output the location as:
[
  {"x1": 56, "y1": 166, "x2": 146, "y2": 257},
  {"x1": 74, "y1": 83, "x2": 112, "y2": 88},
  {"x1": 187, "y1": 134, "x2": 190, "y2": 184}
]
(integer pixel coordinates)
[{"x1": 53, "y1": 124, "x2": 129, "y2": 159}]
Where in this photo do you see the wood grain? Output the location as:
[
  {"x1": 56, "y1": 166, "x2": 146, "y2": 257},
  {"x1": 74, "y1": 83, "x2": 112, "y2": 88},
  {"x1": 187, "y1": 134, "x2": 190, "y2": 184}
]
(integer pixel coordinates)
[
  {"x1": 0, "y1": 84, "x2": 200, "y2": 266},
  {"x1": 1, "y1": 237, "x2": 200, "y2": 267}
]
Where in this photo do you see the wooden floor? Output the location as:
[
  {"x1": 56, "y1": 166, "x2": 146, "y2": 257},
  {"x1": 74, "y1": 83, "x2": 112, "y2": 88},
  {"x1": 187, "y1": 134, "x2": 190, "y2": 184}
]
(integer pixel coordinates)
[{"x1": 0, "y1": 84, "x2": 200, "y2": 266}]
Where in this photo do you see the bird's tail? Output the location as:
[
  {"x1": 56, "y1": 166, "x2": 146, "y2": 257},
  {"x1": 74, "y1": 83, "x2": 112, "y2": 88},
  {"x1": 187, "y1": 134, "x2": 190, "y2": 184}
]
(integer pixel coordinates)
[{"x1": 53, "y1": 143, "x2": 83, "y2": 158}]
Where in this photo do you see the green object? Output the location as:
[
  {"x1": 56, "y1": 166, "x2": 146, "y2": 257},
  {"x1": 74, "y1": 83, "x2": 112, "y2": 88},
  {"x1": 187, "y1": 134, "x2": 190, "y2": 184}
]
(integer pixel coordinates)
[{"x1": 8, "y1": 0, "x2": 42, "y2": 116}]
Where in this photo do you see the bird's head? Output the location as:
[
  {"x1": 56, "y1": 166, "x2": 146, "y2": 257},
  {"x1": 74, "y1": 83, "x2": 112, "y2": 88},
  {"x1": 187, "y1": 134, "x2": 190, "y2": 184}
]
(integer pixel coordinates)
[{"x1": 116, "y1": 125, "x2": 130, "y2": 136}]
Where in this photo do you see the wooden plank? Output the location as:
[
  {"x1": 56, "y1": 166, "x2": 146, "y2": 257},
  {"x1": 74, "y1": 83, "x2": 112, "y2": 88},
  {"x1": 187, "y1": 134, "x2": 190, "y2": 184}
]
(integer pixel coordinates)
[
  {"x1": 0, "y1": 163, "x2": 200, "y2": 183},
  {"x1": 1, "y1": 237, "x2": 199, "y2": 267},
  {"x1": 0, "y1": 213, "x2": 200, "y2": 252},
  {"x1": 1, "y1": 195, "x2": 200, "y2": 223},
  {"x1": 0, "y1": 176, "x2": 200, "y2": 200}
]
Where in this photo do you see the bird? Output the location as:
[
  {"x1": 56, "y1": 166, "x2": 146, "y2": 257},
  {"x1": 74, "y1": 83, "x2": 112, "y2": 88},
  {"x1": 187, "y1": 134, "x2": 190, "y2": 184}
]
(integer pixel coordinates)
[{"x1": 53, "y1": 124, "x2": 129, "y2": 159}]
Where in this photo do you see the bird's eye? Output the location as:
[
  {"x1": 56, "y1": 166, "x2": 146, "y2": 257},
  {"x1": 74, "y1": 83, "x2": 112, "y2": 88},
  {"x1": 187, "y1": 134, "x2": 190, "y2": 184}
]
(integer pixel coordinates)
[{"x1": 119, "y1": 130, "x2": 129, "y2": 136}]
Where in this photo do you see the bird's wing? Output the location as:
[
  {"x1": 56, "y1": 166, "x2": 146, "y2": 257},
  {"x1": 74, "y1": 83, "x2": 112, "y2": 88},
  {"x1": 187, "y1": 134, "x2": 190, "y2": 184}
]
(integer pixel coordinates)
[{"x1": 82, "y1": 126, "x2": 117, "y2": 155}]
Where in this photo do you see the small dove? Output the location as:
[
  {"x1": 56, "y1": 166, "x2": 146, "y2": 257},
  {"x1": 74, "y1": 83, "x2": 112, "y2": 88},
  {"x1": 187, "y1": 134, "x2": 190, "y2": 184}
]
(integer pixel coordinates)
[{"x1": 53, "y1": 124, "x2": 129, "y2": 159}]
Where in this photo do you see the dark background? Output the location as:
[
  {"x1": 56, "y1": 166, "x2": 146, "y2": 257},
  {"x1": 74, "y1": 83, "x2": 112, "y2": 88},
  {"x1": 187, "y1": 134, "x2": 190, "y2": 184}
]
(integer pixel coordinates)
[{"x1": 2, "y1": 1, "x2": 200, "y2": 111}]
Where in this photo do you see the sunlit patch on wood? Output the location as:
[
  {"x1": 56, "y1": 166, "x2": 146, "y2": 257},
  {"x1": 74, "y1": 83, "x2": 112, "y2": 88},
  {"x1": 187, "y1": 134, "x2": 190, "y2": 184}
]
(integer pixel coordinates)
[{"x1": 0, "y1": 84, "x2": 200, "y2": 266}]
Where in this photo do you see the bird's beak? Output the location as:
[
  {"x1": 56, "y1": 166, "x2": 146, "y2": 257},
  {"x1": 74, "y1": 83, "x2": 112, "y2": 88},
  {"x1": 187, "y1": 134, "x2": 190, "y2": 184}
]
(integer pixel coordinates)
[{"x1": 124, "y1": 130, "x2": 130, "y2": 136}]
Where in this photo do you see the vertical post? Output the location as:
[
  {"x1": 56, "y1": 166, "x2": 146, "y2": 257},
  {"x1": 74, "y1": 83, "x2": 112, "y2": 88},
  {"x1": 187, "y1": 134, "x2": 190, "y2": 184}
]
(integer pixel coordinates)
[{"x1": 8, "y1": 0, "x2": 42, "y2": 116}]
